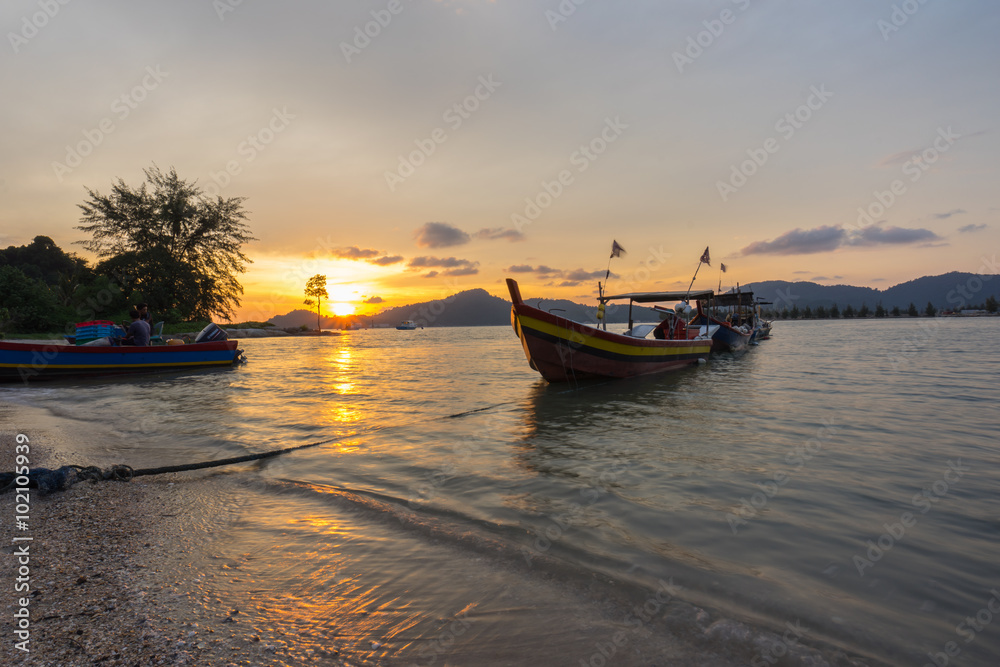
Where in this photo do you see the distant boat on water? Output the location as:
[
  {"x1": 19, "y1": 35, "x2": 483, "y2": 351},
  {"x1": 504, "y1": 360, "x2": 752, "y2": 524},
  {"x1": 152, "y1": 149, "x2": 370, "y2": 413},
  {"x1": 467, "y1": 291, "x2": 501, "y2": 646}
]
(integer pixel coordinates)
[
  {"x1": 506, "y1": 279, "x2": 715, "y2": 382},
  {"x1": 396, "y1": 320, "x2": 418, "y2": 330}
]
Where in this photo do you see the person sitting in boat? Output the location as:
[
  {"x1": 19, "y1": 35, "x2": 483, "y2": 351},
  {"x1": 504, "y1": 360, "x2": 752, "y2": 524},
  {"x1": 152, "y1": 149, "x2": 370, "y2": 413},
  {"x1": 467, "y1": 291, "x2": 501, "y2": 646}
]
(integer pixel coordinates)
[{"x1": 122, "y1": 308, "x2": 151, "y2": 346}]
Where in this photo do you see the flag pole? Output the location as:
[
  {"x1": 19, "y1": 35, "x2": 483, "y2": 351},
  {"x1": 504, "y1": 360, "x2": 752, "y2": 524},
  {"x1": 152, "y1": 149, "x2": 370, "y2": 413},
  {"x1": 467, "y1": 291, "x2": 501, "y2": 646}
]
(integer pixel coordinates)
[{"x1": 686, "y1": 246, "x2": 710, "y2": 301}]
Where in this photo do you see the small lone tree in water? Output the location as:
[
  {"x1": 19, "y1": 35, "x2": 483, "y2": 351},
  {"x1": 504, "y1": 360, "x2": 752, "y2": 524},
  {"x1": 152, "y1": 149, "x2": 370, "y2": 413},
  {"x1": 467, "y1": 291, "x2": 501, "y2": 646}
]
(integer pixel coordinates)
[{"x1": 304, "y1": 274, "x2": 328, "y2": 331}]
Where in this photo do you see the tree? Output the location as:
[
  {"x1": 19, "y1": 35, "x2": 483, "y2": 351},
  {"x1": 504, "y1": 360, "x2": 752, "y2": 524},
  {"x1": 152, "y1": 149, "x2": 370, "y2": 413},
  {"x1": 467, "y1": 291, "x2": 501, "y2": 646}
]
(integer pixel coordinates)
[
  {"x1": 891, "y1": 305, "x2": 901, "y2": 317},
  {"x1": 803, "y1": 306, "x2": 813, "y2": 319},
  {"x1": 875, "y1": 301, "x2": 886, "y2": 318},
  {"x1": 304, "y1": 274, "x2": 328, "y2": 331},
  {"x1": 790, "y1": 305, "x2": 800, "y2": 319},
  {"x1": 843, "y1": 304, "x2": 855, "y2": 318},
  {"x1": 829, "y1": 304, "x2": 840, "y2": 318},
  {"x1": 985, "y1": 295, "x2": 998, "y2": 313},
  {"x1": 858, "y1": 302, "x2": 870, "y2": 318},
  {"x1": 0, "y1": 265, "x2": 67, "y2": 332},
  {"x1": 907, "y1": 302, "x2": 919, "y2": 317},
  {"x1": 816, "y1": 305, "x2": 828, "y2": 318},
  {"x1": 76, "y1": 165, "x2": 256, "y2": 321},
  {"x1": 925, "y1": 301, "x2": 937, "y2": 317}
]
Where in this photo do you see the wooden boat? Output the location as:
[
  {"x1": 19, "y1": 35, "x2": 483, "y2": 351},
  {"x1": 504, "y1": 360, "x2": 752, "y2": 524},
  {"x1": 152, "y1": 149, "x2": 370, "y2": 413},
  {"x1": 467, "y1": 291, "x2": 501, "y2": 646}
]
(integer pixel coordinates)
[
  {"x1": 507, "y1": 279, "x2": 715, "y2": 382},
  {"x1": 690, "y1": 291, "x2": 756, "y2": 353},
  {"x1": 0, "y1": 339, "x2": 244, "y2": 382}
]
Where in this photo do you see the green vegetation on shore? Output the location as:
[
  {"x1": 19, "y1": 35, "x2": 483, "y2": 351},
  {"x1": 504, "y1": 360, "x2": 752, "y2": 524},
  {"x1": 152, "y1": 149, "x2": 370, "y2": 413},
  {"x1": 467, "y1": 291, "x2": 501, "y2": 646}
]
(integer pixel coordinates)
[{"x1": 1, "y1": 165, "x2": 255, "y2": 337}]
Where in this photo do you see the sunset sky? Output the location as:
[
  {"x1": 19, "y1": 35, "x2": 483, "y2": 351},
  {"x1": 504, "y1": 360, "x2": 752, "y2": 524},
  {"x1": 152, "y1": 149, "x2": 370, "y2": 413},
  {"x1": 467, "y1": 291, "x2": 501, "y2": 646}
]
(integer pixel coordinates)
[{"x1": 2, "y1": 0, "x2": 998, "y2": 321}]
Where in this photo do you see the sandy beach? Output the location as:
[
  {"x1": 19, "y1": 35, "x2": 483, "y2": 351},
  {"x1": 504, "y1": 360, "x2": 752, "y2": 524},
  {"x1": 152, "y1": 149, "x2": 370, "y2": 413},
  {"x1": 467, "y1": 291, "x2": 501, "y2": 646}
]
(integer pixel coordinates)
[{"x1": 0, "y1": 401, "x2": 283, "y2": 666}]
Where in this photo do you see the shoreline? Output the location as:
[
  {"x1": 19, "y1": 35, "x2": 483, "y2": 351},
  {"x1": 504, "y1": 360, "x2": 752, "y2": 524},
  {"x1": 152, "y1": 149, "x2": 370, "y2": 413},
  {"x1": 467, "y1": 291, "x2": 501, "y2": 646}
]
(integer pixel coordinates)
[{"x1": 0, "y1": 401, "x2": 279, "y2": 666}]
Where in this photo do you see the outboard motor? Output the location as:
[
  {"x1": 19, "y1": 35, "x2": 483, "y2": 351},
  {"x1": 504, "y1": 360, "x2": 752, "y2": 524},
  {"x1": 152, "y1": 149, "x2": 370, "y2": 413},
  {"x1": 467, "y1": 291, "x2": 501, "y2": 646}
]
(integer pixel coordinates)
[{"x1": 194, "y1": 322, "x2": 229, "y2": 343}]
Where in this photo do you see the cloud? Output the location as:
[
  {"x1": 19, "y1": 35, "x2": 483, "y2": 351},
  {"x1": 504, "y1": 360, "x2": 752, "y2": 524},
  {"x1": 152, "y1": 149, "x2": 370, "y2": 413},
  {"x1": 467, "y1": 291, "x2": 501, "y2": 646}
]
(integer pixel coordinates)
[
  {"x1": 741, "y1": 226, "x2": 846, "y2": 255},
  {"x1": 475, "y1": 227, "x2": 525, "y2": 242},
  {"x1": 423, "y1": 271, "x2": 439, "y2": 278},
  {"x1": 363, "y1": 296, "x2": 384, "y2": 304},
  {"x1": 849, "y1": 225, "x2": 941, "y2": 246},
  {"x1": 812, "y1": 276, "x2": 829, "y2": 281},
  {"x1": 414, "y1": 222, "x2": 470, "y2": 248},
  {"x1": 507, "y1": 264, "x2": 535, "y2": 273},
  {"x1": 332, "y1": 246, "x2": 381, "y2": 260},
  {"x1": 367, "y1": 254, "x2": 404, "y2": 266},
  {"x1": 409, "y1": 256, "x2": 478, "y2": 269},
  {"x1": 442, "y1": 265, "x2": 479, "y2": 276},
  {"x1": 932, "y1": 209, "x2": 966, "y2": 219},
  {"x1": 958, "y1": 223, "x2": 987, "y2": 233},
  {"x1": 563, "y1": 268, "x2": 610, "y2": 281},
  {"x1": 742, "y1": 224, "x2": 942, "y2": 256}
]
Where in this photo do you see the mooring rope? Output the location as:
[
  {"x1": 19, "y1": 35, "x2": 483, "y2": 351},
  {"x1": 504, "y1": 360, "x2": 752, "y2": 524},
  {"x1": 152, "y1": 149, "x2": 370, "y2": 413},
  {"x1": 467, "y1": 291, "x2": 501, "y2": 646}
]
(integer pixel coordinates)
[{"x1": 2, "y1": 383, "x2": 614, "y2": 495}]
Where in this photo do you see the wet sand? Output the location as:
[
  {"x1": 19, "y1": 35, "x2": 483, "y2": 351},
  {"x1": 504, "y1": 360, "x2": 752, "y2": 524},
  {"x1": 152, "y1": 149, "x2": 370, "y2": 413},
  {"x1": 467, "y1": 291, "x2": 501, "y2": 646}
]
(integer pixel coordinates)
[{"x1": 0, "y1": 401, "x2": 276, "y2": 666}]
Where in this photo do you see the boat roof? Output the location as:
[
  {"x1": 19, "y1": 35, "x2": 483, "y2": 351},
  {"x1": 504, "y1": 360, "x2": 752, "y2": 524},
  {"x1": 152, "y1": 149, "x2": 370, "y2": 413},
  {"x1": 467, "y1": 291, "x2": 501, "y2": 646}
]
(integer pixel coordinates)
[
  {"x1": 600, "y1": 289, "x2": 714, "y2": 303},
  {"x1": 709, "y1": 291, "x2": 759, "y2": 307}
]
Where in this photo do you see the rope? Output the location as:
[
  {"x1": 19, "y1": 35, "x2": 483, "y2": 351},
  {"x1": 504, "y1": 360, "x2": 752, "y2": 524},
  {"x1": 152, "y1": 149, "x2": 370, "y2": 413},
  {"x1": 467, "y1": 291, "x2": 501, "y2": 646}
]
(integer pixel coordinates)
[{"x1": 1, "y1": 388, "x2": 604, "y2": 495}]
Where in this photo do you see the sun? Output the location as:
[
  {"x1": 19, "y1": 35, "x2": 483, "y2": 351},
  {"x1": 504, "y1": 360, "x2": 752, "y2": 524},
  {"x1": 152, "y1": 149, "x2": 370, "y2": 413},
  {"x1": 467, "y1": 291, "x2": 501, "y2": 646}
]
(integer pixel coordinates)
[{"x1": 331, "y1": 302, "x2": 355, "y2": 317}]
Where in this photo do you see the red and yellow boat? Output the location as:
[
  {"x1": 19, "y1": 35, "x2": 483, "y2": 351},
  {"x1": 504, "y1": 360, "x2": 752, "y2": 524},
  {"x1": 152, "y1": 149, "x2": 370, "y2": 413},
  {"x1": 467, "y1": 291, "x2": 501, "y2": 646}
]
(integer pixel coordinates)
[{"x1": 507, "y1": 279, "x2": 715, "y2": 382}]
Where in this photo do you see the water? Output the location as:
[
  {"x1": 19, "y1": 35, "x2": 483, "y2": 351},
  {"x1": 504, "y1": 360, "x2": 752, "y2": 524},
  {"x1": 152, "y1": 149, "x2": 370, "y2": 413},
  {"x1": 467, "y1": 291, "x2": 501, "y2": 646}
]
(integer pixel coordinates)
[{"x1": 3, "y1": 319, "x2": 999, "y2": 665}]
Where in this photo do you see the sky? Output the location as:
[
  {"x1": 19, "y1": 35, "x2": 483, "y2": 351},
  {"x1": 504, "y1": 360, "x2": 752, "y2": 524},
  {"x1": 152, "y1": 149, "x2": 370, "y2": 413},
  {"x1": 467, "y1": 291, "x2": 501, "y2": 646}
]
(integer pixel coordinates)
[{"x1": 2, "y1": 0, "x2": 998, "y2": 321}]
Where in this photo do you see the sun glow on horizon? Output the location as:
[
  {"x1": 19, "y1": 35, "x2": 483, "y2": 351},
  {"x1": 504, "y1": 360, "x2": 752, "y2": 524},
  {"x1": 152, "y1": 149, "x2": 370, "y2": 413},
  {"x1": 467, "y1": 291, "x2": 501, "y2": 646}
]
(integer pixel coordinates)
[{"x1": 331, "y1": 302, "x2": 355, "y2": 316}]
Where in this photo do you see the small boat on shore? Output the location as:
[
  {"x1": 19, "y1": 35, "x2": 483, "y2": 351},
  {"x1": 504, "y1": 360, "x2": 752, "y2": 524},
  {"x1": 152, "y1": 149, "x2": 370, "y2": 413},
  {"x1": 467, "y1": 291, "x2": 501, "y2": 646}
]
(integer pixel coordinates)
[
  {"x1": 0, "y1": 324, "x2": 244, "y2": 382},
  {"x1": 507, "y1": 279, "x2": 715, "y2": 382},
  {"x1": 396, "y1": 320, "x2": 418, "y2": 330}
]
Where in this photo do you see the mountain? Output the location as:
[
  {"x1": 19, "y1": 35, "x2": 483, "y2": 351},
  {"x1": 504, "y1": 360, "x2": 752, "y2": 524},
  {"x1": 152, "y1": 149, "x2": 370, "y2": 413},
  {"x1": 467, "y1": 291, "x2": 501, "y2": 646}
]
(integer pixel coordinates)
[
  {"x1": 746, "y1": 273, "x2": 999, "y2": 310},
  {"x1": 369, "y1": 288, "x2": 659, "y2": 328},
  {"x1": 269, "y1": 309, "x2": 338, "y2": 329}
]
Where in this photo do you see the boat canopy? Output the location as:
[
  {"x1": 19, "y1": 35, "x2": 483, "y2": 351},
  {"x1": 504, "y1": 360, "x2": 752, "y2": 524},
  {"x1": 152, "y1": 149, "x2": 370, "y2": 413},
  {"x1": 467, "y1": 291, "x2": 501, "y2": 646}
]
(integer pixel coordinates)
[
  {"x1": 600, "y1": 289, "x2": 714, "y2": 304},
  {"x1": 709, "y1": 292, "x2": 756, "y2": 307}
]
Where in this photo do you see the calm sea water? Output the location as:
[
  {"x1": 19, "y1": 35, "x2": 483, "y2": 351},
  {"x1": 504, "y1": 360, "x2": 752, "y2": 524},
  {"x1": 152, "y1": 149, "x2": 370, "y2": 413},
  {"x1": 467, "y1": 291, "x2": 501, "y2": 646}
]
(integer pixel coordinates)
[{"x1": 3, "y1": 319, "x2": 998, "y2": 666}]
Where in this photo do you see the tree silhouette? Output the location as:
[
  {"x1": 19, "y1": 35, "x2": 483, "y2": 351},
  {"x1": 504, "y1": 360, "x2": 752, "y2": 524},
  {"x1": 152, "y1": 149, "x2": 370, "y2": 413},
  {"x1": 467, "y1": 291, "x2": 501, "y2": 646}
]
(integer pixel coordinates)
[
  {"x1": 925, "y1": 301, "x2": 937, "y2": 317},
  {"x1": 304, "y1": 274, "x2": 328, "y2": 331},
  {"x1": 76, "y1": 165, "x2": 255, "y2": 321}
]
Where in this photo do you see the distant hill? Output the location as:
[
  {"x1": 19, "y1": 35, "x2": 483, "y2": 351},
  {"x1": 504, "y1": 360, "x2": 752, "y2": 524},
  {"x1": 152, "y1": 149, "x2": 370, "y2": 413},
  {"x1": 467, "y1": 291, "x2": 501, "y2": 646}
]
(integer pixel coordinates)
[
  {"x1": 369, "y1": 288, "x2": 659, "y2": 328},
  {"x1": 269, "y1": 309, "x2": 338, "y2": 329},
  {"x1": 747, "y1": 273, "x2": 999, "y2": 310}
]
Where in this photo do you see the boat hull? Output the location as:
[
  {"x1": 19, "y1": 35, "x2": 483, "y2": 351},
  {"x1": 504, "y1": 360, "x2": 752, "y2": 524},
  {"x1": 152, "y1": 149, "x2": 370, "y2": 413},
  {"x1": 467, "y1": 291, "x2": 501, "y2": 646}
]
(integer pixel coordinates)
[
  {"x1": 691, "y1": 313, "x2": 751, "y2": 353},
  {"x1": 510, "y1": 303, "x2": 710, "y2": 382},
  {"x1": 0, "y1": 340, "x2": 243, "y2": 382}
]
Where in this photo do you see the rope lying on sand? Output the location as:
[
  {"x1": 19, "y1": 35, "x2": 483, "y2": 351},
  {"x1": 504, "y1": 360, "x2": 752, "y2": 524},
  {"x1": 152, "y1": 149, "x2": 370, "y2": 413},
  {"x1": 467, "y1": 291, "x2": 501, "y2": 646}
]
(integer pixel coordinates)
[
  {"x1": 0, "y1": 435, "x2": 348, "y2": 495},
  {"x1": 2, "y1": 387, "x2": 603, "y2": 495}
]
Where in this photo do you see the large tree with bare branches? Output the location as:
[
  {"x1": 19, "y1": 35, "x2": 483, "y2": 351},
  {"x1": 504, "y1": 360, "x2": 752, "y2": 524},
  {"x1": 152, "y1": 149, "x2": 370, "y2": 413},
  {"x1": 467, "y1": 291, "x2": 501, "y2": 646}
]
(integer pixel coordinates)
[{"x1": 76, "y1": 165, "x2": 256, "y2": 321}]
